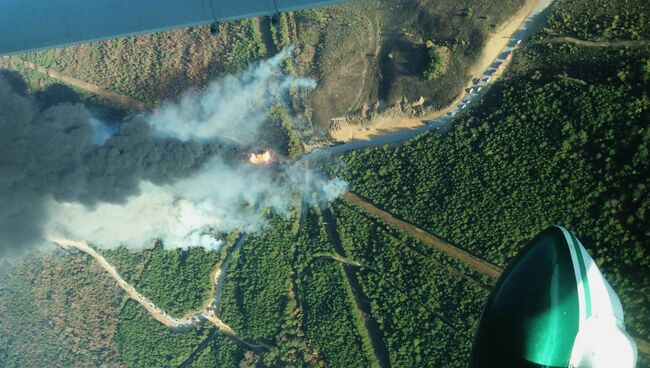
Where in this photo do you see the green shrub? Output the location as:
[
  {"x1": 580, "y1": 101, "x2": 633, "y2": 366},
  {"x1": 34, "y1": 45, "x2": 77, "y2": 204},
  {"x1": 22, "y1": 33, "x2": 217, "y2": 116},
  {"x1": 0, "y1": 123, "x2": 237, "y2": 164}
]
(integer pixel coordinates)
[{"x1": 423, "y1": 47, "x2": 446, "y2": 80}]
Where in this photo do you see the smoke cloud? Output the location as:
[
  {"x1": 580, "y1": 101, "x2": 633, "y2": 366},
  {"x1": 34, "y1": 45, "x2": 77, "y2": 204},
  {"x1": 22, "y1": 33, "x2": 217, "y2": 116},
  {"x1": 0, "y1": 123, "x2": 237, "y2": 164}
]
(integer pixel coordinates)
[
  {"x1": 148, "y1": 49, "x2": 316, "y2": 145},
  {"x1": 0, "y1": 50, "x2": 347, "y2": 257}
]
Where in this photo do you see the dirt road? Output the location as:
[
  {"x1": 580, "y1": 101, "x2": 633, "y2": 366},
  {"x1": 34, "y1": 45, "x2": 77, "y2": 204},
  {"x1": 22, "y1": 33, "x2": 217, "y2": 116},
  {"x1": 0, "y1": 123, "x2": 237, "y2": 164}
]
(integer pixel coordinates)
[
  {"x1": 328, "y1": 0, "x2": 555, "y2": 143},
  {"x1": 49, "y1": 238, "x2": 182, "y2": 327},
  {"x1": 468, "y1": 0, "x2": 554, "y2": 78},
  {"x1": 339, "y1": 195, "x2": 650, "y2": 353},
  {"x1": 3, "y1": 56, "x2": 152, "y2": 111},
  {"x1": 48, "y1": 237, "x2": 250, "y2": 347},
  {"x1": 340, "y1": 193, "x2": 503, "y2": 279},
  {"x1": 535, "y1": 36, "x2": 650, "y2": 48},
  {"x1": 313, "y1": 2, "x2": 570, "y2": 157}
]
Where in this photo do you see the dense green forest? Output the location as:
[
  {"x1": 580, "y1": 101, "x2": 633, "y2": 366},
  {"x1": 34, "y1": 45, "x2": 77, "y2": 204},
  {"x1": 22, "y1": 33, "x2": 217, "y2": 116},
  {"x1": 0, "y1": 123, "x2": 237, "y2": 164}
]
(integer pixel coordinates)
[
  {"x1": 299, "y1": 259, "x2": 374, "y2": 367},
  {"x1": 332, "y1": 202, "x2": 489, "y2": 367},
  {"x1": 186, "y1": 336, "x2": 245, "y2": 368},
  {"x1": 219, "y1": 216, "x2": 294, "y2": 343},
  {"x1": 218, "y1": 215, "x2": 301, "y2": 367},
  {"x1": 546, "y1": 0, "x2": 650, "y2": 41},
  {"x1": 116, "y1": 301, "x2": 210, "y2": 367},
  {"x1": 340, "y1": 39, "x2": 650, "y2": 344},
  {"x1": 217, "y1": 209, "x2": 377, "y2": 367},
  {"x1": 296, "y1": 207, "x2": 376, "y2": 367},
  {"x1": 102, "y1": 244, "x2": 220, "y2": 317},
  {"x1": 116, "y1": 298, "x2": 243, "y2": 368}
]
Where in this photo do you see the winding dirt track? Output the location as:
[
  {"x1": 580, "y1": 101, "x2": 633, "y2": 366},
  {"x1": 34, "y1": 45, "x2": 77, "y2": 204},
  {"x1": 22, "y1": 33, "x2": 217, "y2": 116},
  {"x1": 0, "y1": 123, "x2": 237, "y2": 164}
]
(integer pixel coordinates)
[
  {"x1": 47, "y1": 237, "x2": 249, "y2": 347},
  {"x1": 49, "y1": 238, "x2": 182, "y2": 327},
  {"x1": 212, "y1": 235, "x2": 247, "y2": 315}
]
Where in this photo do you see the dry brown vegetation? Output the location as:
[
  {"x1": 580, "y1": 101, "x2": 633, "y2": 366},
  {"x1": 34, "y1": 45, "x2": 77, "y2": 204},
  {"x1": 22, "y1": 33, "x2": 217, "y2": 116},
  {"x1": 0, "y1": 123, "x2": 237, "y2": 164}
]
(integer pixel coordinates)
[
  {"x1": 294, "y1": 0, "x2": 527, "y2": 135},
  {"x1": 4, "y1": 0, "x2": 529, "y2": 144},
  {"x1": 0, "y1": 254, "x2": 126, "y2": 367},
  {"x1": 16, "y1": 20, "x2": 268, "y2": 105}
]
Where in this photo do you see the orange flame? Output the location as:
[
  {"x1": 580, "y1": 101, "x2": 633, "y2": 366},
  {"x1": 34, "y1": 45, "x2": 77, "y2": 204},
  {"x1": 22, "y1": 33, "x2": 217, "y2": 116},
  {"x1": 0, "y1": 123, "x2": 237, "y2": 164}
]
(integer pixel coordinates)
[{"x1": 249, "y1": 150, "x2": 272, "y2": 165}]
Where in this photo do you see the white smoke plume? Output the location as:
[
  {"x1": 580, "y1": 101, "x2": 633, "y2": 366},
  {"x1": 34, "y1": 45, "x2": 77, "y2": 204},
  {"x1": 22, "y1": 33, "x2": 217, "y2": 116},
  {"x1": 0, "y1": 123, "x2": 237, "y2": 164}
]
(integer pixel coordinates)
[
  {"x1": 148, "y1": 49, "x2": 316, "y2": 145},
  {"x1": 0, "y1": 49, "x2": 347, "y2": 256}
]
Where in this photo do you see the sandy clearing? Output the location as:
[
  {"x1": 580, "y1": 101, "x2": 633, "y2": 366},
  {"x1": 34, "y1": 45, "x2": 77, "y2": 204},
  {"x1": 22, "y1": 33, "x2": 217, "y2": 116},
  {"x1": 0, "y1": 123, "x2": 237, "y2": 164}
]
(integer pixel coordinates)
[
  {"x1": 329, "y1": 92, "x2": 465, "y2": 142},
  {"x1": 329, "y1": 0, "x2": 545, "y2": 143}
]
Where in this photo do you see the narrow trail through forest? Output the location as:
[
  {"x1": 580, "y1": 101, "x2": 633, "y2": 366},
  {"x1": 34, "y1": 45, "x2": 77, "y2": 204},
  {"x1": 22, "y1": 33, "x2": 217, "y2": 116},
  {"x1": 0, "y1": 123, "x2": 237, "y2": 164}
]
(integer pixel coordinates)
[
  {"x1": 212, "y1": 236, "x2": 247, "y2": 315},
  {"x1": 339, "y1": 193, "x2": 650, "y2": 354},
  {"x1": 316, "y1": 207, "x2": 474, "y2": 339},
  {"x1": 320, "y1": 208, "x2": 393, "y2": 368},
  {"x1": 534, "y1": 36, "x2": 650, "y2": 48},
  {"x1": 340, "y1": 192, "x2": 503, "y2": 278},
  {"x1": 177, "y1": 328, "x2": 218, "y2": 368}
]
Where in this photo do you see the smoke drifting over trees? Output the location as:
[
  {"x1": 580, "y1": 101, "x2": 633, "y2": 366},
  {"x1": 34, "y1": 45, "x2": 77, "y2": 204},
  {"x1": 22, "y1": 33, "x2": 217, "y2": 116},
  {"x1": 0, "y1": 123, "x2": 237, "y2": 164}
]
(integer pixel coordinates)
[{"x1": 0, "y1": 50, "x2": 346, "y2": 257}]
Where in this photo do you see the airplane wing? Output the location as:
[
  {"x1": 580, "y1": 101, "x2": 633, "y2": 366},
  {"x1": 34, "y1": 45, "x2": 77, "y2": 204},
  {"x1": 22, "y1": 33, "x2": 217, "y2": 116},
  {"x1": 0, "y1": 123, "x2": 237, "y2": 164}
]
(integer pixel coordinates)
[{"x1": 0, "y1": 0, "x2": 350, "y2": 56}]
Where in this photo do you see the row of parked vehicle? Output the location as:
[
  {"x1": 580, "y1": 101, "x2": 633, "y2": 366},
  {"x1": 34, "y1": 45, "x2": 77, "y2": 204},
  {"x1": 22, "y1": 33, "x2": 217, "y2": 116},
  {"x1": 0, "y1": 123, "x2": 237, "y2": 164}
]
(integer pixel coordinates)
[{"x1": 445, "y1": 39, "x2": 522, "y2": 118}]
